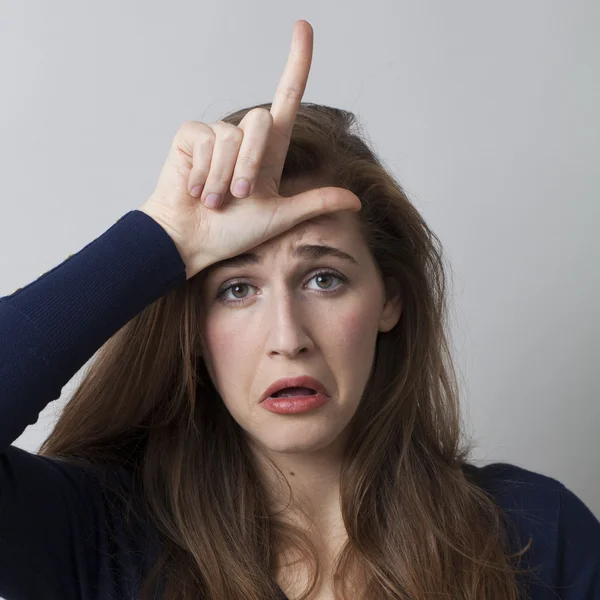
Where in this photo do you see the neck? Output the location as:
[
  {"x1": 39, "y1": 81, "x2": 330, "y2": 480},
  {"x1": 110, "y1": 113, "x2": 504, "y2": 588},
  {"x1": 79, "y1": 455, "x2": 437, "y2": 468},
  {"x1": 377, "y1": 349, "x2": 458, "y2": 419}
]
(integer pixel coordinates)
[{"x1": 248, "y1": 432, "x2": 348, "y2": 533}]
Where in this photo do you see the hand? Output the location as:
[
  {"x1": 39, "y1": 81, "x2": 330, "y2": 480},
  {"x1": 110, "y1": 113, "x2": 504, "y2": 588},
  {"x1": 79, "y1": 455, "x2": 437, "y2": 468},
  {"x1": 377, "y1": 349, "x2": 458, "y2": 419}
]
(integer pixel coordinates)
[{"x1": 138, "y1": 20, "x2": 361, "y2": 280}]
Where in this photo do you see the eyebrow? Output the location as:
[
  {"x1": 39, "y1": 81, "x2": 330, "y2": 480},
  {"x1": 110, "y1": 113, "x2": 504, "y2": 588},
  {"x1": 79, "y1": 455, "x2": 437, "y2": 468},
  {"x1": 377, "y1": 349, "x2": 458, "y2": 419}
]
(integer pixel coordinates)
[{"x1": 205, "y1": 244, "x2": 359, "y2": 274}]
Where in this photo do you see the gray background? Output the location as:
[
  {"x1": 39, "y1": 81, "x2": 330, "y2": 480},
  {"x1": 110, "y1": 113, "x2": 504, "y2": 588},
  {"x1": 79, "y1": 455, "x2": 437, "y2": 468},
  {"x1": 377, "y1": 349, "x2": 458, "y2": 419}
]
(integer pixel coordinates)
[{"x1": 1, "y1": 1, "x2": 598, "y2": 516}]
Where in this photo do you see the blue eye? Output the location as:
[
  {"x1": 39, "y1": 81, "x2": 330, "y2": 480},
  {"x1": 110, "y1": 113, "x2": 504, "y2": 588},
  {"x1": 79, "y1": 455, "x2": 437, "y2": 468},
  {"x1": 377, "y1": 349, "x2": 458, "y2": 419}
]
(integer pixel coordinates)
[{"x1": 216, "y1": 270, "x2": 348, "y2": 306}]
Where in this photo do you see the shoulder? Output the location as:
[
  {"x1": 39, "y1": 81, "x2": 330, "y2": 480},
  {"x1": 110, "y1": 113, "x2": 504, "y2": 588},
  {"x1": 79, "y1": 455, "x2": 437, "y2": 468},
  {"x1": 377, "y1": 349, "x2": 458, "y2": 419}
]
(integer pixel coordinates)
[
  {"x1": 463, "y1": 461, "x2": 600, "y2": 598},
  {"x1": 463, "y1": 460, "x2": 564, "y2": 509}
]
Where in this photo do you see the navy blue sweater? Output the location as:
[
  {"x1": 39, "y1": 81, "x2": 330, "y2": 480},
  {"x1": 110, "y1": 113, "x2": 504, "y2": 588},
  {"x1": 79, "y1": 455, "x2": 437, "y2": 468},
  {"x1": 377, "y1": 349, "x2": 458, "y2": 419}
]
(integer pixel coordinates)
[{"x1": 1, "y1": 209, "x2": 599, "y2": 600}]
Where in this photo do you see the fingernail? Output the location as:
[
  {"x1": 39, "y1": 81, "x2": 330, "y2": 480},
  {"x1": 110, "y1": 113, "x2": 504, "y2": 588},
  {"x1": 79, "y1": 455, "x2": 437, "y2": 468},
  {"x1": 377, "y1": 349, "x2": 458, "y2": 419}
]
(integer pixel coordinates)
[
  {"x1": 232, "y1": 179, "x2": 250, "y2": 197},
  {"x1": 204, "y1": 193, "x2": 220, "y2": 208},
  {"x1": 190, "y1": 185, "x2": 203, "y2": 198}
]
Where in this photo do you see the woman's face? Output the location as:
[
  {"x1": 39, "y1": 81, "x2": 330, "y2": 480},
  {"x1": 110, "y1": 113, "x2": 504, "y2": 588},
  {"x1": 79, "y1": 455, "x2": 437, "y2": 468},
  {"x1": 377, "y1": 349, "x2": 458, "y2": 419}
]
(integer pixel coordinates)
[{"x1": 198, "y1": 181, "x2": 402, "y2": 455}]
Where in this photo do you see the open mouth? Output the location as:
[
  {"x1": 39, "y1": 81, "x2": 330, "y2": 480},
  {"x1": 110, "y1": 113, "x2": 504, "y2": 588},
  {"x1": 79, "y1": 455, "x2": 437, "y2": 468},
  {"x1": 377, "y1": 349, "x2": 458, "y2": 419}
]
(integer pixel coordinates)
[{"x1": 270, "y1": 387, "x2": 317, "y2": 398}]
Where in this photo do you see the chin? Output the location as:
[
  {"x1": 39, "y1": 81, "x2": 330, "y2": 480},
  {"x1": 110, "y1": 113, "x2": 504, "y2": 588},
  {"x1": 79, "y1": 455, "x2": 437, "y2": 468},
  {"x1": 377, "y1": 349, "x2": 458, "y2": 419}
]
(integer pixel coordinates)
[{"x1": 257, "y1": 427, "x2": 343, "y2": 454}]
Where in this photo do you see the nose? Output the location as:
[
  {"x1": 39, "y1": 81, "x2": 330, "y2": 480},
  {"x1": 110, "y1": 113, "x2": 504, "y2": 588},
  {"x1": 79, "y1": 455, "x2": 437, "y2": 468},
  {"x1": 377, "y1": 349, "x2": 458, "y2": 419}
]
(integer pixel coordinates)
[{"x1": 265, "y1": 288, "x2": 313, "y2": 358}]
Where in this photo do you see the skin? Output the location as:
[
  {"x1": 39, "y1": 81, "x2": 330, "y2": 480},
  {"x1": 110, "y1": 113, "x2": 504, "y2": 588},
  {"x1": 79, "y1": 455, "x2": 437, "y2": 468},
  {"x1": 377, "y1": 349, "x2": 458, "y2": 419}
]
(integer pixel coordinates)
[{"x1": 197, "y1": 176, "x2": 403, "y2": 539}]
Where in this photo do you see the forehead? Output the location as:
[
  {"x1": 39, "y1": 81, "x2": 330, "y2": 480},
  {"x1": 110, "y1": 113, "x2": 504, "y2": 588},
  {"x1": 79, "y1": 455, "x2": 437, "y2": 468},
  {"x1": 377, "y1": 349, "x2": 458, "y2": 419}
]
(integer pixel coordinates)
[
  {"x1": 199, "y1": 210, "x2": 362, "y2": 282},
  {"x1": 257, "y1": 208, "x2": 358, "y2": 250},
  {"x1": 198, "y1": 179, "x2": 364, "y2": 279}
]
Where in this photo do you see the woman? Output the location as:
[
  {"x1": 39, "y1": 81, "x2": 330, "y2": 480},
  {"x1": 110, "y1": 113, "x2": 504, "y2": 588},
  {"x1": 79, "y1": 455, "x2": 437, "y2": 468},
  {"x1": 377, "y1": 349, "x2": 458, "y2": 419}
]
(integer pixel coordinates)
[{"x1": 0, "y1": 19, "x2": 598, "y2": 600}]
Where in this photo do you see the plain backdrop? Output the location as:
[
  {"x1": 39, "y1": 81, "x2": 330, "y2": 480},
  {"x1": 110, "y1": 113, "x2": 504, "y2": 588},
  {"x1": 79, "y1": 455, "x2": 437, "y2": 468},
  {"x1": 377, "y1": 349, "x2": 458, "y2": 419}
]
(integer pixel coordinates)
[{"x1": 0, "y1": 1, "x2": 598, "y2": 516}]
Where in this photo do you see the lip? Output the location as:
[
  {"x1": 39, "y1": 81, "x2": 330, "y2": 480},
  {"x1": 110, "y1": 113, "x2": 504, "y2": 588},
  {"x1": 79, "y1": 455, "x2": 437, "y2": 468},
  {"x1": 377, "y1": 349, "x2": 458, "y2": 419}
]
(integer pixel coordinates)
[{"x1": 260, "y1": 376, "x2": 330, "y2": 403}]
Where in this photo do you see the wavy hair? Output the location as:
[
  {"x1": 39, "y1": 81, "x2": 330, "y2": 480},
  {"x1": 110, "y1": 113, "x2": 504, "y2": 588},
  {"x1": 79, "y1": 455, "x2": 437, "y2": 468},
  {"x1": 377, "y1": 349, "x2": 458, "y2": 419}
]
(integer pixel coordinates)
[{"x1": 39, "y1": 102, "x2": 534, "y2": 599}]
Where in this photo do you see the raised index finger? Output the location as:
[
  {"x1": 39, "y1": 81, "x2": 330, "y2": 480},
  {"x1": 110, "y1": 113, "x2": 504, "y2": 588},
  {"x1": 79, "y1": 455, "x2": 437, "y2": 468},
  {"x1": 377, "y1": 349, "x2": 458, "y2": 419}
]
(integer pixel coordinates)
[{"x1": 263, "y1": 20, "x2": 314, "y2": 190}]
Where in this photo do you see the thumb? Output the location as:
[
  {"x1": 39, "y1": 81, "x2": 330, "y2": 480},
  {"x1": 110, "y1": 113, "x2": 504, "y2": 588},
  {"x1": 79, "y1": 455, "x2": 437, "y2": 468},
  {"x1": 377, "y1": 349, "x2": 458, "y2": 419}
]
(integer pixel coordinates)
[{"x1": 282, "y1": 187, "x2": 362, "y2": 227}]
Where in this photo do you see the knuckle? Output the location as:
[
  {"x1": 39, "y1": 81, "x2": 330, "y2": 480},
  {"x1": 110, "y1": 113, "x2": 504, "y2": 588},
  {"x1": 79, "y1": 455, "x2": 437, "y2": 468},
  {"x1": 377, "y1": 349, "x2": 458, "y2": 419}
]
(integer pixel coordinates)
[
  {"x1": 179, "y1": 119, "x2": 195, "y2": 132},
  {"x1": 236, "y1": 153, "x2": 258, "y2": 169},
  {"x1": 180, "y1": 120, "x2": 206, "y2": 135},
  {"x1": 197, "y1": 132, "x2": 215, "y2": 148},
  {"x1": 248, "y1": 107, "x2": 273, "y2": 123},
  {"x1": 174, "y1": 120, "x2": 214, "y2": 149},
  {"x1": 223, "y1": 129, "x2": 243, "y2": 145},
  {"x1": 213, "y1": 121, "x2": 243, "y2": 143},
  {"x1": 277, "y1": 85, "x2": 303, "y2": 103},
  {"x1": 207, "y1": 170, "x2": 231, "y2": 187},
  {"x1": 190, "y1": 166, "x2": 209, "y2": 181},
  {"x1": 175, "y1": 164, "x2": 190, "y2": 180}
]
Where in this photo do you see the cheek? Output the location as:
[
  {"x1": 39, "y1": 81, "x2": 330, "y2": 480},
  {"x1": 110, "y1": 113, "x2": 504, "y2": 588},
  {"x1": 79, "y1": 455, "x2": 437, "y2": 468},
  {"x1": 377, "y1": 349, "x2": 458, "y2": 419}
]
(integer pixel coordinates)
[
  {"x1": 204, "y1": 319, "x2": 250, "y2": 366},
  {"x1": 201, "y1": 316, "x2": 255, "y2": 385},
  {"x1": 323, "y1": 305, "x2": 379, "y2": 411},
  {"x1": 328, "y1": 305, "x2": 379, "y2": 361}
]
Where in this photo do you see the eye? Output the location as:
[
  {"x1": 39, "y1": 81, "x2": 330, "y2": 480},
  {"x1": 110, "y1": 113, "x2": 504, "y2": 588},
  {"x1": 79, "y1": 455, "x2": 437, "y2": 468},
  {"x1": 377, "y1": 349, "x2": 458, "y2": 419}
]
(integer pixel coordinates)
[
  {"x1": 307, "y1": 271, "x2": 341, "y2": 291},
  {"x1": 215, "y1": 270, "x2": 348, "y2": 306}
]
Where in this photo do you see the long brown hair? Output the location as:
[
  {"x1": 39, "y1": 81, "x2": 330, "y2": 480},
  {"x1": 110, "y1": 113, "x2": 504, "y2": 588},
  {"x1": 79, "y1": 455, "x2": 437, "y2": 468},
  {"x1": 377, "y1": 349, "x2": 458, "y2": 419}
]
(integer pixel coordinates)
[{"x1": 39, "y1": 102, "x2": 535, "y2": 599}]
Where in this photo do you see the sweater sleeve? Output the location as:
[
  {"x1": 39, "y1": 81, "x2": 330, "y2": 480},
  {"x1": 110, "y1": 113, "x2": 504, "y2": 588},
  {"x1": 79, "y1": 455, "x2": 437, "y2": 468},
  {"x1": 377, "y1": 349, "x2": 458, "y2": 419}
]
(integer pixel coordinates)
[
  {"x1": 0, "y1": 210, "x2": 187, "y2": 600},
  {"x1": 556, "y1": 482, "x2": 600, "y2": 599}
]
